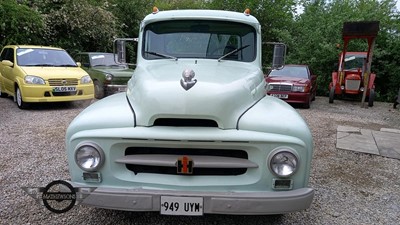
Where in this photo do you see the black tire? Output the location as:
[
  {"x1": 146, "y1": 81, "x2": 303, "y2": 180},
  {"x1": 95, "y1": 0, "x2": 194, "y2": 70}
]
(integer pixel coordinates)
[
  {"x1": 94, "y1": 80, "x2": 105, "y2": 99},
  {"x1": 368, "y1": 89, "x2": 375, "y2": 107},
  {"x1": 16, "y1": 86, "x2": 28, "y2": 109},
  {"x1": 329, "y1": 88, "x2": 335, "y2": 103},
  {"x1": 303, "y1": 96, "x2": 311, "y2": 109},
  {"x1": 0, "y1": 85, "x2": 8, "y2": 98}
]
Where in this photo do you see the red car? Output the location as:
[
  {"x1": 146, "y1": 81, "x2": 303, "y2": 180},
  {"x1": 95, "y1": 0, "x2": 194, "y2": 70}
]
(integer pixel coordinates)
[{"x1": 266, "y1": 65, "x2": 317, "y2": 108}]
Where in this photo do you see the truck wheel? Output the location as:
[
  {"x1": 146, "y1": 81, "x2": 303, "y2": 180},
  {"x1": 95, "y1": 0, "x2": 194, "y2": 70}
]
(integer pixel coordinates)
[
  {"x1": 368, "y1": 89, "x2": 375, "y2": 107},
  {"x1": 329, "y1": 88, "x2": 335, "y2": 103},
  {"x1": 94, "y1": 80, "x2": 105, "y2": 99},
  {"x1": 16, "y1": 86, "x2": 28, "y2": 109}
]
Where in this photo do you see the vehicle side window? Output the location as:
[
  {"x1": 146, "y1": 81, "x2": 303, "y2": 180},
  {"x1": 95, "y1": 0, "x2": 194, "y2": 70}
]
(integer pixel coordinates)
[
  {"x1": 82, "y1": 55, "x2": 90, "y2": 67},
  {"x1": 0, "y1": 48, "x2": 14, "y2": 63}
]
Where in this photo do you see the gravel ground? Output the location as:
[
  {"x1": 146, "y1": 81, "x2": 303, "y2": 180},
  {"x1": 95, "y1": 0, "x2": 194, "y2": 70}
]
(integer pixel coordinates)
[{"x1": 1, "y1": 96, "x2": 399, "y2": 225}]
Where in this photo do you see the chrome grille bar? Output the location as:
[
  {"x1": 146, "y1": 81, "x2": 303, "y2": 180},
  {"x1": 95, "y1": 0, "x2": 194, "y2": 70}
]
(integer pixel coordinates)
[
  {"x1": 115, "y1": 154, "x2": 258, "y2": 168},
  {"x1": 48, "y1": 78, "x2": 79, "y2": 86}
]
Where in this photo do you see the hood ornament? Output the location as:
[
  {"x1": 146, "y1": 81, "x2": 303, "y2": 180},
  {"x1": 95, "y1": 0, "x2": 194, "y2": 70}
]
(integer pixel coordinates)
[{"x1": 180, "y1": 69, "x2": 197, "y2": 91}]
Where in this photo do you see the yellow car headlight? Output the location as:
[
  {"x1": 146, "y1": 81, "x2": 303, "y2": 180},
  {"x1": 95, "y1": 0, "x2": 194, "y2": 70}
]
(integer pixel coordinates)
[
  {"x1": 81, "y1": 75, "x2": 92, "y2": 84},
  {"x1": 25, "y1": 75, "x2": 45, "y2": 85}
]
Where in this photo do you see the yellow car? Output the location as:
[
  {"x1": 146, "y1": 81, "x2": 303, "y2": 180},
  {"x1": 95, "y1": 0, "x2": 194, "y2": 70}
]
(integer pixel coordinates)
[{"x1": 0, "y1": 45, "x2": 94, "y2": 109}]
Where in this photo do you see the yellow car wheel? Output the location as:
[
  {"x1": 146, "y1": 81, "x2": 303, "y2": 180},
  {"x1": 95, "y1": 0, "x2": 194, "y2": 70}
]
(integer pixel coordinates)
[{"x1": 16, "y1": 86, "x2": 28, "y2": 109}]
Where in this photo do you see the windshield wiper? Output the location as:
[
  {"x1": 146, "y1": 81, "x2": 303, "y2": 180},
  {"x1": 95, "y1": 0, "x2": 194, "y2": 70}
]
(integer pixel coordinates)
[
  {"x1": 145, "y1": 51, "x2": 178, "y2": 61},
  {"x1": 55, "y1": 64, "x2": 77, "y2": 67},
  {"x1": 218, "y1": 45, "x2": 250, "y2": 62},
  {"x1": 33, "y1": 64, "x2": 55, "y2": 67}
]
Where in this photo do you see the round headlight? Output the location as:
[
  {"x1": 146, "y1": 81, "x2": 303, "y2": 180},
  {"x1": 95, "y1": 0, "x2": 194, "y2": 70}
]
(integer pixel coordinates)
[
  {"x1": 105, "y1": 73, "x2": 113, "y2": 81},
  {"x1": 75, "y1": 143, "x2": 104, "y2": 171},
  {"x1": 270, "y1": 151, "x2": 298, "y2": 177}
]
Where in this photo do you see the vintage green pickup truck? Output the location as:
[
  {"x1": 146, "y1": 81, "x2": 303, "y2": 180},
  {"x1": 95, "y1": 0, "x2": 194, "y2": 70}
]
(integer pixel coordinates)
[
  {"x1": 74, "y1": 52, "x2": 134, "y2": 99},
  {"x1": 65, "y1": 8, "x2": 314, "y2": 215}
]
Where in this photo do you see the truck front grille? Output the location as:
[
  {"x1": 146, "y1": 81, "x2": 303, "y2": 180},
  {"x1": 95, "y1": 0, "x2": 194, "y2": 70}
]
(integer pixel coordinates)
[
  {"x1": 117, "y1": 147, "x2": 257, "y2": 176},
  {"x1": 345, "y1": 80, "x2": 361, "y2": 91},
  {"x1": 153, "y1": 118, "x2": 218, "y2": 127}
]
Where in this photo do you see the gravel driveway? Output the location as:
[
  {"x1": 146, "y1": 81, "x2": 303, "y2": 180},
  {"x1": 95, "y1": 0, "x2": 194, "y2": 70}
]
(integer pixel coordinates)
[{"x1": 1, "y1": 96, "x2": 399, "y2": 225}]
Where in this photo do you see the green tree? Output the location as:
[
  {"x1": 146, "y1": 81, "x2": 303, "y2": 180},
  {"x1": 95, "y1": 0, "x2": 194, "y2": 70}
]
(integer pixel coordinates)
[
  {"x1": 155, "y1": 0, "x2": 206, "y2": 10},
  {"x1": 43, "y1": 0, "x2": 122, "y2": 53},
  {"x1": 0, "y1": 0, "x2": 44, "y2": 48},
  {"x1": 108, "y1": 0, "x2": 155, "y2": 37}
]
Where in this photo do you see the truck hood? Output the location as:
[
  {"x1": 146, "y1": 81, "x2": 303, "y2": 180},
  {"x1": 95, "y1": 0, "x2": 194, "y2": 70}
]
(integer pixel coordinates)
[
  {"x1": 91, "y1": 66, "x2": 134, "y2": 78},
  {"x1": 20, "y1": 66, "x2": 88, "y2": 79},
  {"x1": 127, "y1": 60, "x2": 265, "y2": 128}
]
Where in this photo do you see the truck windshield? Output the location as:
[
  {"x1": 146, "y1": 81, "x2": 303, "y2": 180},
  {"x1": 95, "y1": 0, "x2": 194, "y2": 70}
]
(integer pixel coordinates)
[
  {"x1": 142, "y1": 20, "x2": 256, "y2": 62},
  {"x1": 344, "y1": 54, "x2": 366, "y2": 70}
]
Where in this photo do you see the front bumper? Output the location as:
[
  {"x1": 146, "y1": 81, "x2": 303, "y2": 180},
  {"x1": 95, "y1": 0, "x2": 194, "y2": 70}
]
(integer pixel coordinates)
[
  {"x1": 105, "y1": 84, "x2": 127, "y2": 95},
  {"x1": 76, "y1": 185, "x2": 314, "y2": 215},
  {"x1": 20, "y1": 84, "x2": 94, "y2": 102}
]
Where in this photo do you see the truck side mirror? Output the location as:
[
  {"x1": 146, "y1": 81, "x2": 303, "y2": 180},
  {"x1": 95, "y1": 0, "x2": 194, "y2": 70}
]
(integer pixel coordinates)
[
  {"x1": 113, "y1": 38, "x2": 138, "y2": 66},
  {"x1": 272, "y1": 44, "x2": 286, "y2": 70},
  {"x1": 262, "y1": 42, "x2": 286, "y2": 70}
]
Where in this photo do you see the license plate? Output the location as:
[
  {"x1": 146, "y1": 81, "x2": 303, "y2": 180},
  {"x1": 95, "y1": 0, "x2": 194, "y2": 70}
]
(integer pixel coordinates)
[
  {"x1": 271, "y1": 93, "x2": 288, "y2": 99},
  {"x1": 53, "y1": 86, "x2": 76, "y2": 92},
  {"x1": 160, "y1": 196, "x2": 203, "y2": 216},
  {"x1": 118, "y1": 87, "x2": 127, "y2": 92}
]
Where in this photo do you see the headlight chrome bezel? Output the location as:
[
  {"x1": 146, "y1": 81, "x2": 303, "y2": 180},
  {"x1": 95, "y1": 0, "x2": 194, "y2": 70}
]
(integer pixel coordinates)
[
  {"x1": 81, "y1": 75, "x2": 92, "y2": 84},
  {"x1": 74, "y1": 142, "x2": 105, "y2": 172},
  {"x1": 292, "y1": 85, "x2": 306, "y2": 92},
  {"x1": 105, "y1": 73, "x2": 113, "y2": 81},
  {"x1": 268, "y1": 147, "x2": 299, "y2": 178},
  {"x1": 25, "y1": 75, "x2": 46, "y2": 85}
]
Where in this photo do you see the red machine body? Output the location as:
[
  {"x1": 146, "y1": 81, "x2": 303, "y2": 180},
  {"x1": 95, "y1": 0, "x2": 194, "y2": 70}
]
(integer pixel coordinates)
[{"x1": 329, "y1": 21, "x2": 379, "y2": 107}]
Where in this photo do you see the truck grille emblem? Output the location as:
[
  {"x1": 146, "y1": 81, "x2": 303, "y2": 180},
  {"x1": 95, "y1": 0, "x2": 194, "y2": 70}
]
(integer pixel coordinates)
[
  {"x1": 176, "y1": 156, "x2": 193, "y2": 174},
  {"x1": 180, "y1": 69, "x2": 197, "y2": 90}
]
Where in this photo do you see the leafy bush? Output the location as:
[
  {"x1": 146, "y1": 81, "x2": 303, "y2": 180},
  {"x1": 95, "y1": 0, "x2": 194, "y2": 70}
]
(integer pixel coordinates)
[{"x1": 0, "y1": 0, "x2": 44, "y2": 49}]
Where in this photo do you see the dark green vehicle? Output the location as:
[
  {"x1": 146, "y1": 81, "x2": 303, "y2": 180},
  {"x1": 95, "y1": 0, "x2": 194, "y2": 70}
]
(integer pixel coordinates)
[{"x1": 74, "y1": 52, "x2": 134, "y2": 99}]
